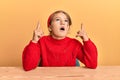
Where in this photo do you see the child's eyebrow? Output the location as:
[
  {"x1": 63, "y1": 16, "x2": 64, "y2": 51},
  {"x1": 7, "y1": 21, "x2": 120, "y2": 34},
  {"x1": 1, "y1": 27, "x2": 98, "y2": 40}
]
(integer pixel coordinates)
[{"x1": 54, "y1": 17, "x2": 60, "y2": 19}]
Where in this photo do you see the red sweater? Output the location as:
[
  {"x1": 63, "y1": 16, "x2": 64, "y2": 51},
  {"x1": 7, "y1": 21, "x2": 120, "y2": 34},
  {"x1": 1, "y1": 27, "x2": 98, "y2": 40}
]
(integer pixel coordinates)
[{"x1": 22, "y1": 35, "x2": 97, "y2": 71}]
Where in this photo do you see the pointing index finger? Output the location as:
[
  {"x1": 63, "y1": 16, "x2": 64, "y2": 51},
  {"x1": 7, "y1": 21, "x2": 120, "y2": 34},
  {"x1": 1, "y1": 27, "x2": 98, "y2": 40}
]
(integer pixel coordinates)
[
  {"x1": 36, "y1": 21, "x2": 41, "y2": 30},
  {"x1": 81, "y1": 23, "x2": 85, "y2": 31},
  {"x1": 81, "y1": 23, "x2": 83, "y2": 30}
]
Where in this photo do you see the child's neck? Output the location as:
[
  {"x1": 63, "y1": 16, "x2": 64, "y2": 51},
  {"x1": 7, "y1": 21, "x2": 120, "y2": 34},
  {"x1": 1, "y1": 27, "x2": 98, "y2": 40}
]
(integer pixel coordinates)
[{"x1": 51, "y1": 35, "x2": 66, "y2": 40}]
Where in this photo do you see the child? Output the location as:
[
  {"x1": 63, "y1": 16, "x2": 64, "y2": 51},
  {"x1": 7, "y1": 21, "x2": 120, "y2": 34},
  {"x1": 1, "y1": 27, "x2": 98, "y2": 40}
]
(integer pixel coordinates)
[{"x1": 22, "y1": 10, "x2": 98, "y2": 71}]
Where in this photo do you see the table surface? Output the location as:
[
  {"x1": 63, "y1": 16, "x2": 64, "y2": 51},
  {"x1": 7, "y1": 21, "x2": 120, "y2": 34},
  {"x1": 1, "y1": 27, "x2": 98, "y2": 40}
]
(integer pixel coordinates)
[{"x1": 0, "y1": 66, "x2": 120, "y2": 80}]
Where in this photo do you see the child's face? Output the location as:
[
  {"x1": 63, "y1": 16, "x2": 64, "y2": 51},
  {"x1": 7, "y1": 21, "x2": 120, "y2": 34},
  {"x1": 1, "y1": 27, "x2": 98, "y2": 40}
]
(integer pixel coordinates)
[{"x1": 50, "y1": 12, "x2": 70, "y2": 39}]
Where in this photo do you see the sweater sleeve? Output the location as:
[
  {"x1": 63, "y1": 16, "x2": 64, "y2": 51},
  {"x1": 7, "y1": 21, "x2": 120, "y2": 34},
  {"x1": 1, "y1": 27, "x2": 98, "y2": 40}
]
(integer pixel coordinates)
[
  {"x1": 76, "y1": 39, "x2": 98, "y2": 69},
  {"x1": 22, "y1": 41, "x2": 41, "y2": 71}
]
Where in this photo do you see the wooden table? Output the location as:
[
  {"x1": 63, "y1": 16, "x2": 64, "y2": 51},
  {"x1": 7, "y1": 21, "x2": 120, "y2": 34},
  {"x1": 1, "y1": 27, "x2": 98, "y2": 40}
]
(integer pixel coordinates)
[{"x1": 0, "y1": 66, "x2": 120, "y2": 80}]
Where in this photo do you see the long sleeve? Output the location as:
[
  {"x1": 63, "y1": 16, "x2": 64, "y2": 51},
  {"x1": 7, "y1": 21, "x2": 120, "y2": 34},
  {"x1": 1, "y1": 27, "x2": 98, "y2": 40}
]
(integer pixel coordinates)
[
  {"x1": 22, "y1": 41, "x2": 41, "y2": 71},
  {"x1": 77, "y1": 39, "x2": 98, "y2": 69}
]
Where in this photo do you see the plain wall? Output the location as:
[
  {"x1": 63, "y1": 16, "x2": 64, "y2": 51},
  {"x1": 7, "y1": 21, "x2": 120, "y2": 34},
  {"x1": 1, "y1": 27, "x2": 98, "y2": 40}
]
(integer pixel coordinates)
[{"x1": 0, "y1": 0, "x2": 120, "y2": 66}]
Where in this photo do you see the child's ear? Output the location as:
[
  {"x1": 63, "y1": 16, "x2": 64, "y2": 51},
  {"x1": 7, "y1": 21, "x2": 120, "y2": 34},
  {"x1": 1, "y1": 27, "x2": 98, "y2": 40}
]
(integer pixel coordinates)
[{"x1": 48, "y1": 27, "x2": 52, "y2": 32}]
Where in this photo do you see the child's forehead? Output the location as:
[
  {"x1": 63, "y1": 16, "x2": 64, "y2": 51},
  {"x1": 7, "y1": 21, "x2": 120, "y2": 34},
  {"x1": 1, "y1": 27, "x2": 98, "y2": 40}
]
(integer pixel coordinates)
[{"x1": 52, "y1": 13, "x2": 68, "y2": 19}]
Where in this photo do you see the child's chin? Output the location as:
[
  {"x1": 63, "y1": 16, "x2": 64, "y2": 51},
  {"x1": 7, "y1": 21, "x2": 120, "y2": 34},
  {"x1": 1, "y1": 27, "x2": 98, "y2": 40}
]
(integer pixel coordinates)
[{"x1": 59, "y1": 35, "x2": 67, "y2": 38}]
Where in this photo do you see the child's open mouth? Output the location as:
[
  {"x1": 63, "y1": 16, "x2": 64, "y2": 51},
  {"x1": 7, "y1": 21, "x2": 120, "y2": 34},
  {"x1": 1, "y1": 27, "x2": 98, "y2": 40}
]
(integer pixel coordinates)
[{"x1": 60, "y1": 27, "x2": 65, "y2": 31}]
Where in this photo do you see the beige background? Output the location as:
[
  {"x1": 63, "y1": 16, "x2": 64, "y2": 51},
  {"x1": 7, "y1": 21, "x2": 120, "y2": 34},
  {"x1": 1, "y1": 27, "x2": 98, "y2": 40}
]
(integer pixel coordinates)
[{"x1": 0, "y1": 0, "x2": 120, "y2": 66}]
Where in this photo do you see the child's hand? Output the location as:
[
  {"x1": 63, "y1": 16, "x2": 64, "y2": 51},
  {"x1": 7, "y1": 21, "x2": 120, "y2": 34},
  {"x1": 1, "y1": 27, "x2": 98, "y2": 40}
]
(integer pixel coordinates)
[
  {"x1": 32, "y1": 22, "x2": 44, "y2": 43},
  {"x1": 76, "y1": 23, "x2": 89, "y2": 41}
]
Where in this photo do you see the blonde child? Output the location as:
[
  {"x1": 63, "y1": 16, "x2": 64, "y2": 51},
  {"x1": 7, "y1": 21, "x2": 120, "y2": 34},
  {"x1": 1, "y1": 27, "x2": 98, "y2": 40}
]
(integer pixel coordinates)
[{"x1": 22, "y1": 10, "x2": 97, "y2": 71}]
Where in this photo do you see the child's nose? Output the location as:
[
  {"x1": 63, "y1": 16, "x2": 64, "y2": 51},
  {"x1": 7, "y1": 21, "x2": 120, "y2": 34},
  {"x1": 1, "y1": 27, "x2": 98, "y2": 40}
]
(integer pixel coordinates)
[{"x1": 60, "y1": 20, "x2": 65, "y2": 25}]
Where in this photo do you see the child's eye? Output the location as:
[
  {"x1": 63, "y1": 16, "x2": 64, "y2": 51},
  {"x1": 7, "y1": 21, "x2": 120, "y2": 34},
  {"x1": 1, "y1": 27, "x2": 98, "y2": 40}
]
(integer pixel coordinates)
[
  {"x1": 56, "y1": 18, "x2": 60, "y2": 21},
  {"x1": 65, "y1": 19, "x2": 69, "y2": 22}
]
